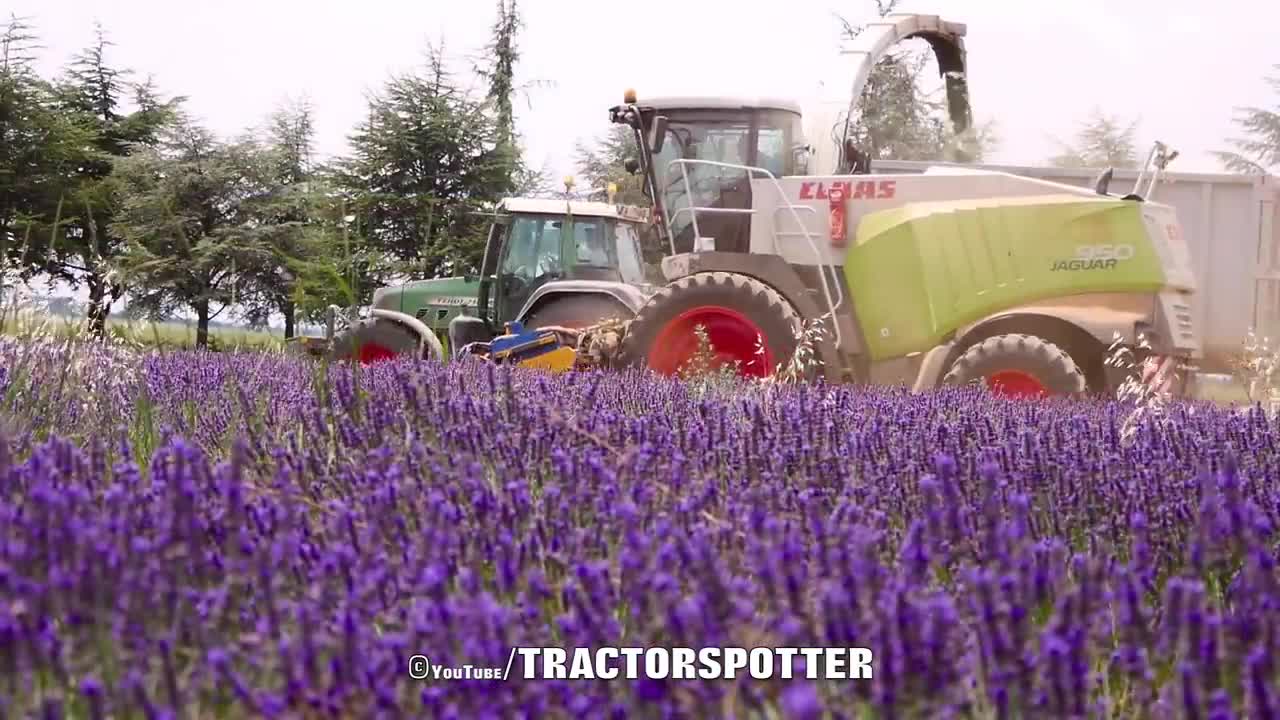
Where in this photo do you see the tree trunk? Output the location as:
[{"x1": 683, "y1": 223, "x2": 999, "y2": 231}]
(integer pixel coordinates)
[
  {"x1": 86, "y1": 274, "x2": 110, "y2": 338},
  {"x1": 195, "y1": 299, "x2": 210, "y2": 349},
  {"x1": 282, "y1": 298, "x2": 296, "y2": 339}
]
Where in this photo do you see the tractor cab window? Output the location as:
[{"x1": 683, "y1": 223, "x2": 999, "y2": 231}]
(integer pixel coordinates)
[
  {"x1": 501, "y1": 215, "x2": 562, "y2": 279},
  {"x1": 497, "y1": 214, "x2": 565, "y2": 320},
  {"x1": 570, "y1": 219, "x2": 612, "y2": 267}
]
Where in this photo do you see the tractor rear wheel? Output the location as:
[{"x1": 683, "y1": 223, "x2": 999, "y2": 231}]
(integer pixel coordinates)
[
  {"x1": 618, "y1": 272, "x2": 803, "y2": 378},
  {"x1": 330, "y1": 318, "x2": 422, "y2": 365},
  {"x1": 942, "y1": 333, "x2": 1087, "y2": 399},
  {"x1": 523, "y1": 295, "x2": 632, "y2": 330}
]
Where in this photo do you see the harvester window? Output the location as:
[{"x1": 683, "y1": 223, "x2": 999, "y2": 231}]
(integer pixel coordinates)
[
  {"x1": 613, "y1": 222, "x2": 648, "y2": 285},
  {"x1": 755, "y1": 127, "x2": 786, "y2": 178}
]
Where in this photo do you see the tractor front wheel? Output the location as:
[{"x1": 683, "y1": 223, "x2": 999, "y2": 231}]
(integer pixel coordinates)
[
  {"x1": 942, "y1": 333, "x2": 1087, "y2": 399},
  {"x1": 330, "y1": 318, "x2": 423, "y2": 365},
  {"x1": 618, "y1": 272, "x2": 803, "y2": 378}
]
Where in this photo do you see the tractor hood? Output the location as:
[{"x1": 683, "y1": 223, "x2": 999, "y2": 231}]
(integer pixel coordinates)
[
  {"x1": 373, "y1": 276, "x2": 481, "y2": 332},
  {"x1": 374, "y1": 276, "x2": 480, "y2": 312}
]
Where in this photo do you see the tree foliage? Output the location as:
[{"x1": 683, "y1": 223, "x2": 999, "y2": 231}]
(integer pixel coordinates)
[
  {"x1": 1215, "y1": 64, "x2": 1280, "y2": 174},
  {"x1": 835, "y1": 0, "x2": 999, "y2": 163},
  {"x1": 234, "y1": 99, "x2": 317, "y2": 337},
  {"x1": 573, "y1": 125, "x2": 648, "y2": 205},
  {"x1": 0, "y1": 16, "x2": 94, "y2": 287},
  {"x1": 111, "y1": 118, "x2": 275, "y2": 347},
  {"x1": 1048, "y1": 108, "x2": 1141, "y2": 169},
  {"x1": 331, "y1": 48, "x2": 516, "y2": 283},
  {"x1": 46, "y1": 25, "x2": 181, "y2": 334}
]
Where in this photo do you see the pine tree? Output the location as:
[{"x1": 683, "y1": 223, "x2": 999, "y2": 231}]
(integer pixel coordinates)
[
  {"x1": 1048, "y1": 109, "x2": 1141, "y2": 169},
  {"x1": 573, "y1": 125, "x2": 649, "y2": 205},
  {"x1": 0, "y1": 15, "x2": 95, "y2": 292},
  {"x1": 46, "y1": 24, "x2": 181, "y2": 335},
  {"x1": 237, "y1": 99, "x2": 316, "y2": 337},
  {"x1": 477, "y1": 0, "x2": 552, "y2": 198},
  {"x1": 1215, "y1": 65, "x2": 1280, "y2": 174},
  {"x1": 111, "y1": 118, "x2": 273, "y2": 348},
  {"x1": 333, "y1": 46, "x2": 513, "y2": 280}
]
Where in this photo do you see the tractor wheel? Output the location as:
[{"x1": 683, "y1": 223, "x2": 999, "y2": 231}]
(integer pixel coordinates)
[
  {"x1": 523, "y1": 295, "x2": 633, "y2": 330},
  {"x1": 330, "y1": 318, "x2": 422, "y2": 365},
  {"x1": 617, "y1": 272, "x2": 803, "y2": 378},
  {"x1": 942, "y1": 333, "x2": 1087, "y2": 399}
]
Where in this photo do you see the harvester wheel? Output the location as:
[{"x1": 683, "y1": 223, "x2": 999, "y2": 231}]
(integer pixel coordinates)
[
  {"x1": 942, "y1": 333, "x2": 1087, "y2": 399},
  {"x1": 330, "y1": 318, "x2": 423, "y2": 365},
  {"x1": 617, "y1": 272, "x2": 804, "y2": 378},
  {"x1": 524, "y1": 295, "x2": 632, "y2": 330}
]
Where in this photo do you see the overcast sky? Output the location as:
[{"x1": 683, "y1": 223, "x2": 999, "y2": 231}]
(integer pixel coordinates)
[{"x1": 11, "y1": 0, "x2": 1279, "y2": 183}]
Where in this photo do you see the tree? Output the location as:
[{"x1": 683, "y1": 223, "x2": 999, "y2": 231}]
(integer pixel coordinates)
[
  {"x1": 332, "y1": 46, "x2": 514, "y2": 282},
  {"x1": 476, "y1": 0, "x2": 553, "y2": 198},
  {"x1": 111, "y1": 118, "x2": 274, "y2": 348},
  {"x1": 573, "y1": 125, "x2": 649, "y2": 204},
  {"x1": 236, "y1": 99, "x2": 317, "y2": 338},
  {"x1": 836, "y1": 0, "x2": 999, "y2": 162},
  {"x1": 0, "y1": 16, "x2": 95, "y2": 293},
  {"x1": 1215, "y1": 64, "x2": 1280, "y2": 174},
  {"x1": 43, "y1": 25, "x2": 181, "y2": 335},
  {"x1": 1048, "y1": 108, "x2": 1141, "y2": 169},
  {"x1": 282, "y1": 179, "x2": 394, "y2": 326}
]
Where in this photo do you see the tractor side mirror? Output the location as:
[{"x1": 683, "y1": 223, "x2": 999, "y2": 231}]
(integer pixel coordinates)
[
  {"x1": 651, "y1": 116, "x2": 668, "y2": 154},
  {"x1": 624, "y1": 158, "x2": 640, "y2": 175}
]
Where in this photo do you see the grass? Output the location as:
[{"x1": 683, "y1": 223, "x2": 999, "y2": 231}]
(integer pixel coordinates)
[{"x1": 0, "y1": 306, "x2": 286, "y2": 351}]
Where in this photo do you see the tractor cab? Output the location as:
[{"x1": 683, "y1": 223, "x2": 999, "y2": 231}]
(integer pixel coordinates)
[
  {"x1": 444, "y1": 198, "x2": 658, "y2": 353},
  {"x1": 481, "y1": 198, "x2": 653, "y2": 323},
  {"x1": 611, "y1": 95, "x2": 808, "y2": 256}
]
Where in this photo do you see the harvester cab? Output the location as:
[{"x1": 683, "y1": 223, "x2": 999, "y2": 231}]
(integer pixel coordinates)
[{"x1": 607, "y1": 13, "x2": 1202, "y2": 399}]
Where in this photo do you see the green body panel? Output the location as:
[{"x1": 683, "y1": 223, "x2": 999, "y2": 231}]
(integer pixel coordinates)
[
  {"x1": 379, "y1": 276, "x2": 480, "y2": 333},
  {"x1": 844, "y1": 194, "x2": 1166, "y2": 360}
]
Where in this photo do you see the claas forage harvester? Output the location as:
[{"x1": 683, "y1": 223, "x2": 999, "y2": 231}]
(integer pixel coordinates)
[{"x1": 333, "y1": 13, "x2": 1203, "y2": 400}]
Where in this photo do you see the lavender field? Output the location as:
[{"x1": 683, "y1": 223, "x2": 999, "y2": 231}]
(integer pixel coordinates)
[{"x1": 0, "y1": 334, "x2": 1277, "y2": 719}]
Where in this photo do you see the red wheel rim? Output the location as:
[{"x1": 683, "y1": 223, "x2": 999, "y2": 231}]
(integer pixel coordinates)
[
  {"x1": 358, "y1": 343, "x2": 398, "y2": 365},
  {"x1": 646, "y1": 306, "x2": 774, "y2": 377},
  {"x1": 985, "y1": 370, "x2": 1048, "y2": 399}
]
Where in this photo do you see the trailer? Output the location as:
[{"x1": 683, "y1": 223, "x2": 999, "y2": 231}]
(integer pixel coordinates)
[{"x1": 876, "y1": 160, "x2": 1280, "y2": 373}]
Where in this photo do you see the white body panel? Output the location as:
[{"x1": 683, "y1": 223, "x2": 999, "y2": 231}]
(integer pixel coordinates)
[
  {"x1": 743, "y1": 169, "x2": 1193, "y2": 287},
  {"x1": 876, "y1": 160, "x2": 1280, "y2": 362}
]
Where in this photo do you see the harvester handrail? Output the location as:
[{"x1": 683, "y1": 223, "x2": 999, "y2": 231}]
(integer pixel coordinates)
[{"x1": 663, "y1": 157, "x2": 845, "y2": 348}]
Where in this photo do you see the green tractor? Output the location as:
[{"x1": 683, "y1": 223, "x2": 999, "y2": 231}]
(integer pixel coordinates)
[
  {"x1": 323, "y1": 193, "x2": 660, "y2": 364},
  {"x1": 603, "y1": 13, "x2": 1202, "y2": 398}
]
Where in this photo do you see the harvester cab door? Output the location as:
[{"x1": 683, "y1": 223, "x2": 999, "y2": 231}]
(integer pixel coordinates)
[{"x1": 649, "y1": 108, "x2": 803, "y2": 255}]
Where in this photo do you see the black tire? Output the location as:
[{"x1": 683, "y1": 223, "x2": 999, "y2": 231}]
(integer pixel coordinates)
[
  {"x1": 330, "y1": 318, "x2": 421, "y2": 363},
  {"x1": 617, "y1": 271, "x2": 805, "y2": 377},
  {"x1": 942, "y1": 333, "x2": 1087, "y2": 396},
  {"x1": 523, "y1": 295, "x2": 633, "y2": 330}
]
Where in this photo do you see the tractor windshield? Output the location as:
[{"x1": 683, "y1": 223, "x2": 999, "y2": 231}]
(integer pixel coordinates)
[
  {"x1": 502, "y1": 213, "x2": 648, "y2": 284},
  {"x1": 647, "y1": 108, "x2": 803, "y2": 252}
]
